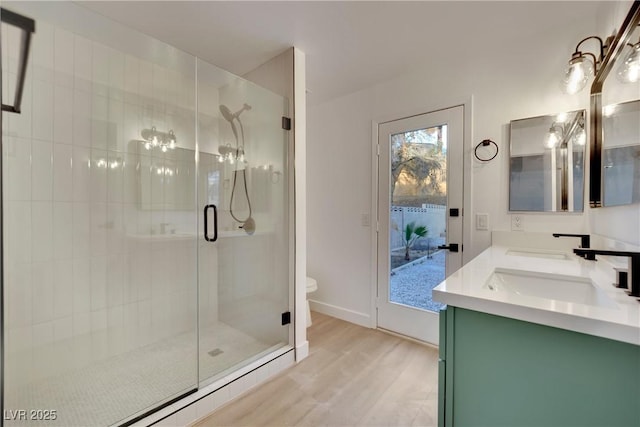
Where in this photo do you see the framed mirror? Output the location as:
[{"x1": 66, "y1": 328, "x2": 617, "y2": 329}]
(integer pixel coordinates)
[
  {"x1": 509, "y1": 109, "x2": 586, "y2": 212},
  {"x1": 602, "y1": 99, "x2": 640, "y2": 206}
]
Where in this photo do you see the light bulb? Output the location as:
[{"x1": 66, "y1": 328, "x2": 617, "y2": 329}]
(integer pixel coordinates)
[
  {"x1": 603, "y1": 104, "x2": 618, "y2": 117},
  {"x1": 218, "y1": 155, "x2": 224, "y2": 163},
  {"x1": 152, "y1": 136, "x2": 159, "y2": 146},
  {"x1": 545, "y1": 131, "x2": 559, "y2": 149},
  {"x1": 161, "y1": 145, "x2": 168, "y2": 153},
  {"x1": 562, "y1": 55, "x2": 593, "y2": 94},
  {"x1": 169, "y1": 140, "x2": 176, "y2": 149},
  {"x1": 144, "y1": 142, "x2": 151, "y2": 150},
  {"x1": 617, "y1": 42, "x2": 640, "y2": 83}
]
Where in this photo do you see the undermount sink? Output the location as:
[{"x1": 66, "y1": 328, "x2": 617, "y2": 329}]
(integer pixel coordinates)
[
  {"x1": 484, "y1": 268, "x2": 617, "y2": 308},
  {"x1": 506, "y1": 248, "x2": 570, "y2": 260}
]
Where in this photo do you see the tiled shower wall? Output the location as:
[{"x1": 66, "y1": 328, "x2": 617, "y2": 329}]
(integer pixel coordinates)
[{"x1": 2, "y1": 19, "x2": 202, "y2": 387}]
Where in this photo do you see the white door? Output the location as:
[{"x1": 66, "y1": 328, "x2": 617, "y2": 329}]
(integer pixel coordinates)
[{"x1": 376, "y1": 106, "x2": 464, "y2": 344}]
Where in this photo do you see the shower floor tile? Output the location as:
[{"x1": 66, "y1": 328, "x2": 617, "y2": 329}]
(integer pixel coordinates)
[{"x1": 5, "y1": 322, "x2": 282, "y2": 427}]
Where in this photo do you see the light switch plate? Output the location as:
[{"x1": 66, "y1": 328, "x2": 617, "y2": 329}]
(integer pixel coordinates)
[
  {"x1": 511, "y1": 215, "x2": 524, "y2": 231},
  {"x1": 361, "y1": 213, "x2": 371, "y2": 227},
  {"x1": 476, "y1": 213, "x2": 489, "y2": 230}
]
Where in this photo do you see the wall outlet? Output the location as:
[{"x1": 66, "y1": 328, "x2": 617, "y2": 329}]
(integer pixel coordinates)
[
  {"x1": 511, "y1": 215, "x2": 524, "y2": 231},
  {"x1": 476, "y1": 213, "x2": 489, "y2": 230}
]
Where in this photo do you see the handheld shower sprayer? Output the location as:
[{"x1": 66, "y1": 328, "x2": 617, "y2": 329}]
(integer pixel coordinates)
[{"x1": 219, "y1": 102, "x2": 255, "y2": 235}]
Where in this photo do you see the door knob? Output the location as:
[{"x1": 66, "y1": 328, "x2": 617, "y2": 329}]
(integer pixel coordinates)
[{"x1": 438, "y1": 243, "x2": 459, "y2": 253}]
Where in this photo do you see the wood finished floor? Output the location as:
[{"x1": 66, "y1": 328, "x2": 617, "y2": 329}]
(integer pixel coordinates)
[{"x1": 193, "y1": 312, "x2": 439, "y2": 427}]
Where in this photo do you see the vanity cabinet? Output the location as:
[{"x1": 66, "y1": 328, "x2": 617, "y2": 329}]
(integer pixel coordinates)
[{"x1": 438, "y1": 307, "x2": 640, "y2": 427}]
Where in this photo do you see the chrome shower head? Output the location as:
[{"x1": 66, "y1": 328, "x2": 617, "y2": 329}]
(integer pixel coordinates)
[
  {"x1": 219, "y1": 104, "x2": 235, "y2": 122},
  {"x1": 219, "y1": 104, "x2": 238, "y2": 140}
]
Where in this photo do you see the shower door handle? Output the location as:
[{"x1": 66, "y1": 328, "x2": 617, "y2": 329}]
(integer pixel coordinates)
[{"x1": 204, "y1": 204, "x2": 218, "y2": 242}]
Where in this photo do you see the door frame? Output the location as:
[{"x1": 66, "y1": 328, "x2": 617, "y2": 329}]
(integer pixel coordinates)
[{"x1": 369, "y1": 98, "x2": 474, "y2": 330}]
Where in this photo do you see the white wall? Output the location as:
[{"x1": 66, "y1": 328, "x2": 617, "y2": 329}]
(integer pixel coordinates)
[{"x1": 307, "y1": 3, "x2": 626, "y2": 326}]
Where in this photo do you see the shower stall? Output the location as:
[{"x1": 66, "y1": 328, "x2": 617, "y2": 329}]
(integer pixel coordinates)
[{"x1": 1, "y1": 3, "x2": 294, "y2": 426}]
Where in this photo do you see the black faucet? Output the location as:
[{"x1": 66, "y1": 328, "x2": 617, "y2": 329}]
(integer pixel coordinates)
[
  {"x1": 553, "y1": 233, "x2": 590, "y2": 248},
  {"x1": 573, "y1": 249, "x2": 640, "y2": 298}
]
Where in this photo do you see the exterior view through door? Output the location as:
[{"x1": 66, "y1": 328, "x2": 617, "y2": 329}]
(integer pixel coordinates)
[{"x1": 377, "y1": 106, "x2": 463, "y2": 344}]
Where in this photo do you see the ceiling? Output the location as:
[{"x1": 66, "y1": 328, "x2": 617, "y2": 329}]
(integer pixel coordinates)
[{"x1": 78, "y1": 1, "x2": 605, "y2": 106}]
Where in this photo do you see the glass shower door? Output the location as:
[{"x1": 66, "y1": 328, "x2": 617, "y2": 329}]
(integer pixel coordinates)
[
  {"x1": 197, "y1": 59, "x2": 291, "y2": 385},
  {"x1": 2, "y1": 3, "x2": 199, "y2": 425}
]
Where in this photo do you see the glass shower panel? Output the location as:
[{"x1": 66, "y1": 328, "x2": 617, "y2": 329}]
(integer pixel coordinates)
[
  {"x1": 2, "y1": 3, "x2": 198, "y2": 425},
  {"x1": 197, "y1": 59, "x2": 291, "y2": 385}
]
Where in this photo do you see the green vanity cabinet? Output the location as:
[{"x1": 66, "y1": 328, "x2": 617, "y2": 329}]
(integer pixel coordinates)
[{"x1": 438, "y1": 307, "x2": 640, "y2": 427}]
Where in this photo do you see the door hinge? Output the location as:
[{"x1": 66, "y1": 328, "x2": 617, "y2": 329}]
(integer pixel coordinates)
[
  {"x1": 282, "y1": 116, "x2": 291, "y2": 131},
  {"x1": 281, "y1": 311, "x2": 291, "y2": 325}
]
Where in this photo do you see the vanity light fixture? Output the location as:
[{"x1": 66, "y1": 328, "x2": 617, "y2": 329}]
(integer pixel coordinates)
[
  {"x1": 545, "y1": 111, "x2": 585, "y2": 149},
  {"x1": 617, "y1": 37, "x2": 640, "y2": 83},
  {"x1": 545, "y1": 124, "x2": 563, "y2": 148},
  {"x1": 141, "y1": 127, "x2": 177, "y2": 152},
  {"x1": 562, "y1": 36, "x2": 611, "y2": 94}
]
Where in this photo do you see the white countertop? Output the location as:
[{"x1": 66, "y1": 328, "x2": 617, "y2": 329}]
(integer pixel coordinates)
[{"x1": 433, "y1": 245, "x2": 640, "y2": 346}]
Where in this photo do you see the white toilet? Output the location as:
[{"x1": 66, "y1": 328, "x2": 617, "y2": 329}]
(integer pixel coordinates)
[{"x1": 306, "y1": 277, "x2": 318, "y2": 327}]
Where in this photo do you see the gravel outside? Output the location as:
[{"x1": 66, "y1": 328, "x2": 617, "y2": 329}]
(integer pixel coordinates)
[{"x1": 389, "y1": 249, "x2": 447, "y2": 312}]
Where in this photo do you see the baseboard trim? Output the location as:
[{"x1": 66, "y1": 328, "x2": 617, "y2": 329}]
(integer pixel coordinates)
[
  {"x1": 308, "y1": 300, "x2": 371, "y2": 328},
  {"x1": 296, "y1": 340, "x2": 309, "y2": 361}
]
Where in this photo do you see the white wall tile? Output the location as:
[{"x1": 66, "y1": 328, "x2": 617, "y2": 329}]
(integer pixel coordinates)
[
  {"x1": 31, "y1": 21, "x2": 54, "y2": 84},
  {"x1": 90, "y1": 202, "x2": 107, "y2": 256},
  {"x1": 32, "y1": 79, "x2": 54, "y2": 141},
  {"x1": 108, "y1": 48, "x2": 125, "y2": 100},
  {"x1": 72, "y1": 202, "x2": 91, "y2": 258},
  {"x1": 91, "y1": 95, "x2": 109, "y2": 150},
  {"x1": 53, "y1": 202, "x2": 73, "y2": 259},
  {"x1": 32, "y1": 262, "x2": 54, "y2": 324},
  {"x1": 31, "y1": 140, "x2": 53, "y2": 201},
  {"x1": 72, "y1": 89, "x2": 92, "y2": 147},
  {"x1": 107, "y1": 255, "x2": 124, "y2": 307},
  {"x1": 53, "y1": 259, "x2": 73, "y2": 318},
  {"x1": 92, "y1": 42, "x2": 110, "y2": 97},
  {"x1": 73, "y1": 36, "x2": 92, "y2": 92},
  {"x1": 31, "y1": 201, "x2": 53, "y2": 262},
  {"x1": 124, "y1": 103, "x2": 142, "y2": 151},
  {"x1": 72, "y1": 146, "x2": 91, "y2": 201},
  {"x1": 5, "y1": 201, "x2": 32, "y2": 265},
  {"x1": 90, "y1": 256, "x2": 107, "y2": 311},
  {"x1": 107, "y1": 203, "x2": 124, "y2": 255},
  {"x1": 72, "y1": 311, "x2": 91, "y2": 336},
  {"x1": 54, "y1": 27, "x2": 74, "y2": 88},
  {"x1": 90, "y1": 149, "x2": 108, "y2": 202},
  {"x1": 123, "y1": 155, "x2": 138, "y2": 204},
  {"x1": 6, "y1": 264, "x2": 33, "y2": 328},
  {"x1": 53, "y1": 85, "x2": 73, "y2": 144},
  {"x1": 139, "y1": 60, "x2": 153, "y2": 101},
  {"x1": 107, "y1": 152, "x2": 124, "y2": 203},
  {"x1": 53, "y1": 316, "x2": 73, "y2": 342},
  {"x1": 91, "y1": 308, "x2": 107, "y2": 332},
  {"x1": 123, "y1": 55, "x2": 140, "y2": 104},
  {"x1": 107, "y1": 304, "x2": 123, "y2": 329},
  {"x1": 6, "y1": 137, "x2": 31, "y2": 201},
  {"x1": 53, "y1": 143, "x2": 73, "y2": 201},
  {"x1": 107, "y1": 98, "x2": 124, "y2": 152},
  {"x1": 6, "y1": 325, "x2": 33, "y2": 354},
  {"x1": 72, "y1": 258, "x2": 91, "y2": 314},
  {"x1": 32, "y1": 321, "x2": 54, "y2": 347}
]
